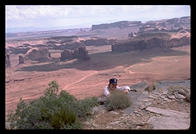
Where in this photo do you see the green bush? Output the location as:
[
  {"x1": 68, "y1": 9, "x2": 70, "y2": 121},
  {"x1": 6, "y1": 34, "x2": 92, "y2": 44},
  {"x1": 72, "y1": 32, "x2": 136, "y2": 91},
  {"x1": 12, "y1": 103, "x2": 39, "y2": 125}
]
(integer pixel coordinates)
[
  {"x1": 7, "y1": 81, "x2": 98, "y2": 129},
  {"x1": 74, "y1": 97, "x2": 99, "y2": 119},
  {"x1": 105, "y1": 90, "x2": 131, "y2": 111}
]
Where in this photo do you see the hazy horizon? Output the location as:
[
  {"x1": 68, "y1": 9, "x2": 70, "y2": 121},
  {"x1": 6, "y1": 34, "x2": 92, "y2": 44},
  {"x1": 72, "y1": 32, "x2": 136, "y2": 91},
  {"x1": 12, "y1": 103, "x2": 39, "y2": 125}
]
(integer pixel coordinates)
[{"x1": 6, "y1": 5, "x2": 190, "y2": 33}]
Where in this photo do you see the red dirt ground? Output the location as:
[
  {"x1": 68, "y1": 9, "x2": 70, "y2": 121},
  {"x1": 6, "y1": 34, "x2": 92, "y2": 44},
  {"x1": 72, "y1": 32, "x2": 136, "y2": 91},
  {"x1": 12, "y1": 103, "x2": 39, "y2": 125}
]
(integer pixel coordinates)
[{"x1": 5, "y1": 45, "x2": 190, "y2": 119}]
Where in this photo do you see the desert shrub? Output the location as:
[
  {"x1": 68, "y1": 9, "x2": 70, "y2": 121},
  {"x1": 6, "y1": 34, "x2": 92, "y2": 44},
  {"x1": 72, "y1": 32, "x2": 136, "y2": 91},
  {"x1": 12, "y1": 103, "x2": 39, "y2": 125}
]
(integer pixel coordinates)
[
  {"x1": 74, "y1": 97, "x2": 99, "y2": 119},
  {"x1": 44, "y1": 80, "x2": 59, "y2": 96},
  {"x1": 7, "y1": 81, "x2": 98, "y2": 129},
  {"x1": 105, "y1": 90, "x2": 131, "y2": 111}
]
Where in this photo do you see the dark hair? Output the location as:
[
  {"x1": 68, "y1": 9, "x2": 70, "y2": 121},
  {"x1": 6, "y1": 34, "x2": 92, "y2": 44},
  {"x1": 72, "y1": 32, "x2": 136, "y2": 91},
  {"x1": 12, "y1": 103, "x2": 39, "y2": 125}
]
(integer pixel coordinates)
[{"x1": 109, "y1": 78, "x2": 118, "y2": 84}]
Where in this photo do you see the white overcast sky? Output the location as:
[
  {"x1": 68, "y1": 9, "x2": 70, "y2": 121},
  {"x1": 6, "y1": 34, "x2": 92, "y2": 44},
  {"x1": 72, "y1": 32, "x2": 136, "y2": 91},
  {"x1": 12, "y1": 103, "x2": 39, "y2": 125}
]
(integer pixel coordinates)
[{"x1": 6, "y1": 5, "x2": 190, "y2": 32}]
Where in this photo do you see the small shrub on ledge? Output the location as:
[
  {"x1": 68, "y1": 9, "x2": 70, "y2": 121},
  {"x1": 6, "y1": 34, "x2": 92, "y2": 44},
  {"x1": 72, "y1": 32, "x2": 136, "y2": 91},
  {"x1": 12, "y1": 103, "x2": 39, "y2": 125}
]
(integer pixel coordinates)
[{"x1": 104, "y1": 90, "x2": 131, "y2": 111}]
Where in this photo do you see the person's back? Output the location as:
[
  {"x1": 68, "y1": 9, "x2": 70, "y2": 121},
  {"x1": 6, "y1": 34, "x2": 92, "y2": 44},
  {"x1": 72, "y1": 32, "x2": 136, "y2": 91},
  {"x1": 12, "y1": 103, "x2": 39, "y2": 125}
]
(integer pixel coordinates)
[{"x1": 104, "y1": 78, "x2": 130, "y2": 96}]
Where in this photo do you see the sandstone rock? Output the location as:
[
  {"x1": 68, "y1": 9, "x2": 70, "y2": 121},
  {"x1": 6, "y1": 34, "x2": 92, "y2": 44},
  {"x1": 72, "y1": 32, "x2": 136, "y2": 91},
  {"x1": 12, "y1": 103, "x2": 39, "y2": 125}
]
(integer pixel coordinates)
[
  {"x1": 74, "y1": 46, "x2": 90, "y2": 61},
  {"x1": 91, "y1": 105, "x2": 106, "y2": 115},
  {"x1": 92, "y1": 21, "x2": 142, "y2": 30},
  {"x1": 18, "y1": 55, "x2": 24, "y2": 64},
  {"x1": 6, "y1": 54, "x2": 11, "y2": 67},
  {"x1": 60, "y1": 49, "x2": 74, "y2": 61},
  {"x1": 148, "y1": 116, "x2": 190, "y2": 129},
  {"x1": 97, "y1": 96, "x2": 107, "y2": 105},
  {"x1": 111, "y1": 36, "x2": 190, "y2": 53},
  {"x1": 145, "y1": 106, "x2": 189, "y2": 118},
  {"x1": 109, "y1": 121, "x2": 121, "y2": 125},
  {"x1": 25, "y1": 47, "x2": 50, "y2": 62},
  {"x1": 8, "y1": 46, "x2": 31, "y2": 54},
  {"x1": 174, "y1": 92, "x2": 186, "y2": 100},
  {"x1": 109, "y1": 111, "x2": 119, "y2": 115},
  {"x1": 129, "y1": 81, "x2": 149, "y2": 92}
]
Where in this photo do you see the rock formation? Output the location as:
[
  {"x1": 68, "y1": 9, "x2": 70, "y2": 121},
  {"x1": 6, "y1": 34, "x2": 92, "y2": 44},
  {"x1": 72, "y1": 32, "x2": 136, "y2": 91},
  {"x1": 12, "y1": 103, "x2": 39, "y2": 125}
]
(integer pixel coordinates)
[
  {"x1": 18, "y1": 55, "x2": 24, "y2": 64},
  {"x1": 81, "y1": 38, "x2": 116, "y2": 46},
  {"x1": 138, "y1": 16, "x2": 190, "y2": 33},
  {"x1": 24, "y1": 47, "x2": 50, "y2": 62},
  {"x1": 8, "y1": 46, "x2": 31, "y2": 54},
  {"x1": 112, "y1": 36, "x2": 190, "y2": 52},
  {"x1": 92, "y1": 21, "x2": 142, "y2": 30},
  {"x1": 60, "y1": 46, "x2": 90, "y2": 61},
  {"x1": 74, "y1": 46, "x2": 90, "y2": 60},
  {"x1": 6, "y1": 54, "x2": 11, "y2": 67},
  {"x1": 60, "y1": 49, "x2": 74, "y2": 61}
]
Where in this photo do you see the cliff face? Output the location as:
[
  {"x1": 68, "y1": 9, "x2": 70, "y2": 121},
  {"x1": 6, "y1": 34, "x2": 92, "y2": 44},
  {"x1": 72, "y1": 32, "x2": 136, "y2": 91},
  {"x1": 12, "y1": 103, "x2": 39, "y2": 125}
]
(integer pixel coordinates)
[
  {"x1": 91, "y1": 16, "x2": 190, "y2": 33},
  {"x1": 112, "y1": 36, "x2": 190, "y2": 52},
  {"x1": 138, "y1": 16, "x2": 190, "y2": 33},
  {"x1": 60, "y1": 46, "x2": 90, "y2": 61},
  {"x1": 24, "y1": 47, "x2": 50, "y2": 62},
  {"x1": 92, "y1": 21, "x2": 142, "y2": 30}
]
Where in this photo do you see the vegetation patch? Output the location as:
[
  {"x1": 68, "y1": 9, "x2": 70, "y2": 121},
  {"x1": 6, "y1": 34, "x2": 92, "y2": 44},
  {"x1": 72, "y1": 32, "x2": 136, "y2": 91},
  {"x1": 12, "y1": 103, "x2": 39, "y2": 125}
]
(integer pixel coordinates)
[
  {"x1": 7, "y1": 81, "x2": 98, "y2": 129},
  {"x1": 104, "y1": 90, "x2": 131, "y2": 111}
]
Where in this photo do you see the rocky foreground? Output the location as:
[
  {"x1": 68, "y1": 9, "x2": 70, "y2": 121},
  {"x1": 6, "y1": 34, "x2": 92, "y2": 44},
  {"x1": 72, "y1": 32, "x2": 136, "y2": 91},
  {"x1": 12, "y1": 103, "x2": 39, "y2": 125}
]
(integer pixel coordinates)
[{"x1": 82, "y1": 79, "x2": 190, "y2": 130}]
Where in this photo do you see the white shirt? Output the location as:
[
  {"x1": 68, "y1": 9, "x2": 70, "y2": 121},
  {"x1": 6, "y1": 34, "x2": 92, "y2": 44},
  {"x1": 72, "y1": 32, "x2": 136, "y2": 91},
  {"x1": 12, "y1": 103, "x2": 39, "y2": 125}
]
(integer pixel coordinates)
[{"x1": 104, "y1": 85, "x2": 130, "y2": 96}]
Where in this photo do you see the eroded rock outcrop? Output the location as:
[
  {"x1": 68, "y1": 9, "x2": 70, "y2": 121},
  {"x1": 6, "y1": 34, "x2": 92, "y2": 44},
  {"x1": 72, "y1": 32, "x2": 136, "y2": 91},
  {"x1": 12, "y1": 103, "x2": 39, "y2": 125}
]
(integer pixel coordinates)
[
  {"x1": 18, "y1": 55, "x2": 24, "y2": 64},
  {"x1": 6, "y1": 54, "x2": 11, "y2": 67},
  {"x1": 74, "y1": 46, "x2": 90, "y2": 60},
  {"x1": 92, "y1": 21, "x2": 142, "y2": 30},
  {"x1": 60, "y1": 46, "x2": 90, "y2": 61},
  {"x1": 8, "y1": 46, "x2": 31, "y2": 55},
  {"x1": 112, "y1": 36, "x2": 190, "y2": 52},
  {"x1": 81, "y1": 38, "x2": 116, "y2": 46},
  {"x1": 24, "y1": 47, "x2": 50, "y2": 62},
  {"x1": 60, "y1": 49, "x2": 74, "y2": 61}
]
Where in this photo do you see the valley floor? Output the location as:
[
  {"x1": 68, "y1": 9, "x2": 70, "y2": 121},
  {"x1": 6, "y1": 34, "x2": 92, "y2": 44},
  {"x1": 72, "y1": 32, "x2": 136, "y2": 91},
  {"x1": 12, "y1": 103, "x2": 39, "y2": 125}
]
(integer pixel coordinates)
[{"x1": 5, "y1": 45, "x2": 190, "y2": 120}]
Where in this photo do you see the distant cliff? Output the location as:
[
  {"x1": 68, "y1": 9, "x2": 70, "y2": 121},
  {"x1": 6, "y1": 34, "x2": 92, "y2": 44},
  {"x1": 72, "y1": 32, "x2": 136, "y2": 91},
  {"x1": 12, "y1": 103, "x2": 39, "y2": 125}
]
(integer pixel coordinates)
[
  {"x1": 92, "y1": 21, "x2": 142, "y2": 30},
  {"x1": 112, "y1": 36, "x2": 190, "y2": 52},
  {"x1": 91, "y1": 16, "x2": 190, "y2": 32}
]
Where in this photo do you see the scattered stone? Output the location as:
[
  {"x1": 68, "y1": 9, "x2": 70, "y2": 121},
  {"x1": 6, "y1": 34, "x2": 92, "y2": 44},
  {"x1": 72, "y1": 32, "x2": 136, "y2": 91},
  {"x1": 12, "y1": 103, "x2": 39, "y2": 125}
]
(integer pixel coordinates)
[
  {"x1": 163, "y1": 97, "x2": 171, "y2": 102},
  {"x1": 97, "y1": 96, "x2": 107, "y2": 105},
  {"x1": 109, "y1": 121, "x2": 121, "y2": 125},
  {"x1": 92, "y1": 123, "x2": 99, "y2": 128},
  {"x1": 91, "y1": 105, "x2": 106, "y2": 115},
  {"x1": 109, "y1": 111, "x2": 119, "y2": 115},
  {"x1": 148, "y1": 94, "x2": 157, "y2": 99},
  {"x1": 174, "y1": 92, "x2": 186, "y2": 100},
  {"x1": 162, "y1": 90, "x2": 168, "y2": 95},
  {"x1": 140, "y1": 102, "x2": 152, "y2": 110},
  {"x1": 83, "y1": 121, "x2": 90, "y2": 125},
  {"x1": 167, "y1": 95, "x2": 176, "y2": 100},
  {"x1": 145, "y1": 106, "x2": 189, "y2": 118},
  {"x1": 129, "y1": 81, "x2": 149, "y2": 92},
  {"x1": 148, "y1": 116, "x2": 190, "y2": 129}
]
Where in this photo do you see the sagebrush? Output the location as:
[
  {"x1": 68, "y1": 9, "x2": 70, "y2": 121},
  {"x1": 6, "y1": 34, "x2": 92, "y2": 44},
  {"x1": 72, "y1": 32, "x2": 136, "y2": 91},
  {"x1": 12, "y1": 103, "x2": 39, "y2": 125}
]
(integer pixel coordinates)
[
  {"x1": 7, "y1": 80, "x2": 98, "y2": 129},
  {"x1": 105, "y1": 90, "x2": 131, "y2": 111}
]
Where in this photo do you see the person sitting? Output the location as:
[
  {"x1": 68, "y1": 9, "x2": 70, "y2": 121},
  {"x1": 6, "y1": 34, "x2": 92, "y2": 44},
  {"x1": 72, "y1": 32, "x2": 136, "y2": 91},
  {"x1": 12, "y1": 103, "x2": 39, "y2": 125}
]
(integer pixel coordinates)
[{"x1": 104, "y1": 78, "x2": 131, "y2": 97}]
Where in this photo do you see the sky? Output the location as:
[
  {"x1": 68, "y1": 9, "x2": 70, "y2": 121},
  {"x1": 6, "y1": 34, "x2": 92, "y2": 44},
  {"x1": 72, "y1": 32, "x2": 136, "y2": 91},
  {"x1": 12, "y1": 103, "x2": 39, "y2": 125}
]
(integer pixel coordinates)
[{"x1": 6, "y1": 5, "x2": 190, "y2": 33}]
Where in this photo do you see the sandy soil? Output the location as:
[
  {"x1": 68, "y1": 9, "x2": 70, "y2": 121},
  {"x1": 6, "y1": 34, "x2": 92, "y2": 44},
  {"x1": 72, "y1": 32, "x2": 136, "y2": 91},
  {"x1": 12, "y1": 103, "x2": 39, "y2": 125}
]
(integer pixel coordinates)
[{"x1": 5, "y1": 45, "x2": 190, "y2": 118}]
